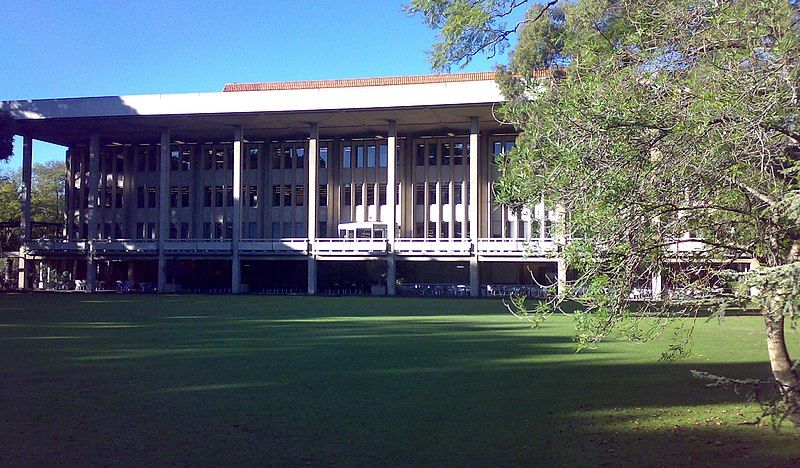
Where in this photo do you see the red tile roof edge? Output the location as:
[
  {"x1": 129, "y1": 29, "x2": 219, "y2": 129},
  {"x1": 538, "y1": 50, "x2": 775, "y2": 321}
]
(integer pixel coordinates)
[{"x1": 221, "y1": 70, "x2": 548, "y2": 92}]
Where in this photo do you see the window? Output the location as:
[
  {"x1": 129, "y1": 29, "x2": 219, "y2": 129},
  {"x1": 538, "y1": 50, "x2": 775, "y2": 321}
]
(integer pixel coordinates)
[
  {"x1": 378, "y1": 184, "x2": 386, "y2": 205},
  {"x1": 284, "y1": 147, "x2": 292, "y2": 169},
  {"x1": 180, "y1": 222, "x2": 189, "y2": 239},
  {"x1": 226, "y1": 186, "x2": 233, "y2": 207},
  {"x1": 137, "y1": 222, "x2": 144, "y2": 239},
  {"x1": 225, "y1": 149, "x2": 233, "y2": 171},
  {"x1": 343, "y1": 185, "x2": 352, "y2": 206},
  {"x1": 214, "y1": 221, "x2": 223, "y2": 239},
  {"x1": 367, "y1": 145, "x2": 376, "y2": 167},
  {"x1": 272, "y1": 185, "x2": 281, "y2": 206},
  {"x1": 295, "y1": 185, "x2": 304, "y2": 206},
  {"x1": 248, "y1": 186, "x2": 258, "y2": 207},
  {"x1": 366, "y1": 185, "x2": 375, "y2": 205},
  {"x1": 295, "y1": 222, "x2": 303, "y2": 237},
  {"x1": 283, "y1": 222, "x2": 291, "y2": 237},
  {"x1": 454, "y1": 184, "x2": 463, "y2": 204},
  {"x1": 170, "y1": 186, "x2": 178, "y2": 208},
  {"x1": 272, "y1": 147, "x2": 281, "y2": 169},
  {"x1": 103, "y1": 188, "x2": 111, "y2": 207},
  {"x1": 181, "y1": 186, "x2": 190, "y2": 207},
  {"x1": 114, "y1": 223, "x2": 122, "y2": 239},
  {"x1": 355, "y1": 185, "x2": 363, "y2": 206},
  {"x1": 148, "y1": 187, "x2": 157, "y2": 208},
  {"x1": 147, "y1": 222, "x2": 156, "y2": 240},
  {"x1": 169, "y1": 223, "x2": 178, "y2": 239},
  {"x1": 203, "y1": 222, "x2": 211, "y2": 239},
  {"x1": 103, "y1": 222, "x2": 111, "y2": 240},
  {"x1": 428, "y1": 143, "x2": 437, "y2": 166},
  {"x1": 170, "y1": 149, "x2": 180, "y2": 171},
  {"x1": 319, "y1": 146, "x2": 328, "y2": 168},
  {"x1": 319, "y1": 185, "x2": 327, "y2": 206},
  {"x1": 115, "y1": 191, "x2": 123, "y2": 209},
  {"x1": 319, "y1": 221, "x2": 327, "y2": 237},
  {"x1": 428, "y1": 185, "x2": 437, "y2": 205},
  {"x1": 379, "y1": 144, "x2": 388, "y2": 167},
  {"x1": 205, "y1": 149, "x2": 214, "y2": 170},
  {"x1": 137, "y1": 148, "x2": 147, "y2": 172},
  {"x1": 428, "y1": 222, "x2": 436, "y2": 238},
  {"x1": 296, "y1": 147, "x2": 304, "y2": 169},
  {"x1": 441, "y1": 185, "x2": 450, "y2": 205},
  {"x1": 283, "y1": 185, "x2": 292, "y2": 206},
  {"x1": 148, "y1": 152, "x2": 158, "y2": 172},
  {"x1": 416, "y1": 184, "x2": 425, "y2": 206},
  {"x1": 248, "y1": 222, "x2": 258, "y2": 239},
  {"x1": 455, "y1": 222, "x2": 463, "y2": 238},
  {"x1": 416, "y1": 143, "x2": 425, "y2": 166},
  {"x1": 214, "y1": 150, "x2": 224, "y2": 170},
  {"x1": 248, "y1": 147, "x2": 259, "y2": 170},
  {"x1": 271, "y1": 222, "x2": 280, "y2": 238},
  {"x1": 115, "y1": 153, "x2": 124, "y2": 173},
  {"x1": 442, "y1": 143, "x2": 451, "y2": 166},
  {"x1": 454, "y1": 143, "x2": 464, "y2": 165},
  {"x1": 356, "y1": 145, "x2": 364, "y2": 168},
  {"x1": 342, "y1": 145, "x2": 352, "y2": 168},
  {"x1": 225, "y1": 222, "x2": 233, "y2": 239},
  {"x1": 181, "y1": 149, "x2": 191, "y2": 171},
  {"x1": 441, "y1": 222, "x2": 449, "y2": 238},
  {"x1": 215, "y1": 186, "x2": 223, "y2": 207},
  {"x1": 204, "y1": 186, "x2": 212, "y2": 207},
  {"x1": 415, "y1": 222, "x2": 424, "y2": 237}
]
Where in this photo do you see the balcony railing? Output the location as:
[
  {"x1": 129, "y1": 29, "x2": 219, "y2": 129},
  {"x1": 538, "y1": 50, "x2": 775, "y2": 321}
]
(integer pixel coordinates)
[
  {"x1": 394, "y1": 238, "x2": 471, "y2": 256},
  {"x1": 476, "y1": 238, "x2": 557, "y2": 256},
  {"x1": 93, "y1": 239, "x2": 157, "y2": 253},
  {"x1": 242, "y1": 239, "x2": 308, "y2": 254},
  {"x1": 25, "y1": 240, "x2": 87, "y2": 252},
  {"x1": 312, "y1": 238, "x2": 388, "y2": 255}
]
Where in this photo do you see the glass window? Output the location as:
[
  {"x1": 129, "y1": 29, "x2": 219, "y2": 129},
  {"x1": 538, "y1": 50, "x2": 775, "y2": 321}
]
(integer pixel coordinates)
[
  {"x1": 203, "y1": 222, "x2": 211, "y2": 239},
  {"x1": 115, "y1": 191, "x2": 123, "y2": 209},
  {"x1": 215, "y1": 186, "x2": 223, "y2": 207},
  {"x1": 170, "y1": 149, "x2": 179, "y2": 171},
  {"x1": 319, "y1": 146, "x2": 328, "y2": 168},
  {"x1": 182, "y1": 186, "x2": 190, "y2": 207},
  {"x1": 248, "y1": 186, "x2": 258, "y2": 207},
  {"x1": 442, "y1": 143, "x2": 451, "y2": 166},
  {"x1": 137, "y1": 186, "x2": 145, "y2": 208},
  {"x1": 204, "y1": 149, "x2": 213, "y2": 170},
  {"x1": 104, "y1": 188, "x2": 111, "y2": 207},
  {"x1": 416, "y1": 184, "x2": 424, "y2": 206},
  {"x1": 355, "y1": 185, "x2": 363, "y2": 205},
  {"x1": 342, "y1": 145, "x2": 352, "y2": 168},
  {"x1": 441, "y1": 185, "x2": 450, "y2": 204},
  {"x1": 454, "y1": 143, "x2": 464, "y2": 165},
  {"x1": 226, "y1": 186, "x2": 233, "y2": 207},
  {"x1": 319, "y1": 185, "x2": 327, "y2": 206},
  {"x1": 147, "y1": 222, "x2": 156, "y2": 240},
  {"x1": 416, "y1": 143, "x2": 425, "y2": 166},
  {"x1": 378, "y1": 184, "x2": 387, "y2": 205},
  {"x1": 248, "y1": 222, "x2": 258, "y2": 238},
  {"x1": 356, "y1": 145, "x2": 364, "y2": 168},
  {"x1": 148, "y1": 187, "x2": 157, "y2": 208},
  {"x1": 343, "y1": 185, "x2": 352, "y2": 206},
  {"x1": 454, "y1": 184, "x2": 463, "y2": 204},
  {"x1": 428, "y1": 143, "x2": 437, "y2": 166},
  {"x1": 367, "y1": 145, "x2": 376, "y2": 167},
  {"x1": 137, "y1": 222, "x2": 144, "y2": 239},
  {"x1": 115, "y1": 153, "x2": 124, "y2": 173},
  {"x1": 367, "y1": 185, "x2": 375, "y2": 205},
  {"x1": 272, "y1": 185, "x2": 281, "y2": 206},
  {"x1": 137, "y1": 148, "x2": 147, "y2": 172},
  {"x1": 170, "y1": 186, "x2": 178, "y2": 208},
  {"x1": 225, "y1": 222, "x2": 233, "y2": 239},
  {"x1": 215, "y1": 150, "x2": 224, "y2": 170},
  {"x1": 148, "y1": 152, "x2": 158, "y2": 172},
  {"x1": 284, "y1": 147, "x2": 292, "y2": 169},
  {"x1": 169, "y1": 223, "x2": 178, "y2": 239},
  {"x1": 204, "y1": 186, "x2": 212, "y2": 207},
  {"x1": 295, "y1": 185, "x2": 304, "y2": 206},
  {"x1": 379, "y1": 144, "x2": 388, "y2": 167},
  {"x1": 272, "y1": 147, "x2": 282, "y2": 169},
  {"x1": 180, "y1": 223, "x2": 189, "y2": 239},
  {"x1": 181, "y1": 149, "x2": 191, "y2": 171},
  {"x1": 248, "y1": 147, "x2": 259, "y2": 170},
  {"x1": 296, "y1": 147, "x2": 304, "y2": 169},
  {"x1": 214, "y1": 222, "x2": 223, "y2": 239},
  {"x1": 283, "y1": 185, "x2": 291, "y2": 206}
]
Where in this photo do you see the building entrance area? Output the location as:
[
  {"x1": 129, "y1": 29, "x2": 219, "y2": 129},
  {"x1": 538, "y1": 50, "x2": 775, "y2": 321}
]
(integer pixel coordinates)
[
  {"x1": 241, "y1": 260, "x2": 307, "y2": 294},
  {"x1": 318, "y1": 260, "x2": 387, "y2": 295}
]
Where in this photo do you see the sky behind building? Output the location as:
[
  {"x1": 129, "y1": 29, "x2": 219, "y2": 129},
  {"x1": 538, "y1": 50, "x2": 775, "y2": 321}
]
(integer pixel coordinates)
[{"x1": 1, "y1": 0, "x2": 523, "y2": 167}]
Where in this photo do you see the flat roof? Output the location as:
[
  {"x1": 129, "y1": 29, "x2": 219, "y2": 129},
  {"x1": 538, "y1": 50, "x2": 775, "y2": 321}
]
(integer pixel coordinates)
[{"x1": 1, "y1": 73, "x2": 512, "y2": 146}]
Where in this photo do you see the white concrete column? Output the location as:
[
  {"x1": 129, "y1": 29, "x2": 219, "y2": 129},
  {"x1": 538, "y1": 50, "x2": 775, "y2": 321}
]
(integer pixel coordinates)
[
  {"x1": 17, "y1": 137, "x2": 33, "y2": 290},
  {"x1": 651, "y1": 270, "x2": 663, "y2": 300},
  {"x1": 232, "y1": 126, "x2": 243, "y2": 294},
  {"x1": 557, "y1": 259, "x2": 567, "y2": 296},
  {"x1": 86, "y1": 133, "x2": 100, "y2": 292},
  {"x1": 307, "y1": 123, "x2": 319, "y2": 295},
  {"x1": 157, "y1": 130, "x2": 170, "y2": 293},
  {"x1": 386, "y1": 120, "x2": 397, "y2": 295},
  {"x1": 469, "y1": 117, "x2": 480, "y2": 297}
]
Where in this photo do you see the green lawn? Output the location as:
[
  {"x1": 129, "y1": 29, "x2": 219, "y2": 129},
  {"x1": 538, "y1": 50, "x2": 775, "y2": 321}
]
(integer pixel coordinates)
[{"x1": 0, "y1": 293, "x2": 797, "y2": 466}]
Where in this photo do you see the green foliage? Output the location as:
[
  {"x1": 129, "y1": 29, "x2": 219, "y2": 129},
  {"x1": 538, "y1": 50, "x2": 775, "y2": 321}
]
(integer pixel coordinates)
[{"x1": 0, "y1": 111, "x2": 13, "y2": 162}]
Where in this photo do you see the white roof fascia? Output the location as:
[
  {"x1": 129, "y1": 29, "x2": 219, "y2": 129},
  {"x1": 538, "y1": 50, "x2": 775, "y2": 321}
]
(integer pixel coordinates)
[{"x1": 2, "y1": 80, "x2": 503, "y2": 121}]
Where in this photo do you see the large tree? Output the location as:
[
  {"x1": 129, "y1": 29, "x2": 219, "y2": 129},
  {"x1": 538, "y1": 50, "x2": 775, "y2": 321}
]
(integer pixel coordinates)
[
  {"x1": 409, "y1": 0, "x2": 800, "y2": 426},
  {"x1": 0, "y1": 111, "x2": 14, "y2": 162}
]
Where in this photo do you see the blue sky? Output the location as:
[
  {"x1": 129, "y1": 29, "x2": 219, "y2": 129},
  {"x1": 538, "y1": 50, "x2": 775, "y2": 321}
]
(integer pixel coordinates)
[{"x1": 1, "y1": 0, "x2": 524, "y2": 168}]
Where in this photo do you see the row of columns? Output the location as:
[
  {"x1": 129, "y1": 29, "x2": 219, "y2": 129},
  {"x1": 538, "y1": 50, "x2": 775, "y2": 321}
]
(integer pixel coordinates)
[{"x1": 16, "y1": 118, "x2": 571, "y2": 296}]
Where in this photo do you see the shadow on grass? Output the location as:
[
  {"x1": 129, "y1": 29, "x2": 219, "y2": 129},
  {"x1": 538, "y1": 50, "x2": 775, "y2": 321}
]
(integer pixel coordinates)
[{"x1": 0, "y1": 294, "x2": 797, "y2": 466}]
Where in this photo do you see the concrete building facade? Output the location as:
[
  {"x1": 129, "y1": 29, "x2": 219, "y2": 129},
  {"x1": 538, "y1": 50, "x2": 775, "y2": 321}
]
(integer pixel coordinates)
[{"x1": 3, "y1": 72, "x2": 565, "y2": 296}]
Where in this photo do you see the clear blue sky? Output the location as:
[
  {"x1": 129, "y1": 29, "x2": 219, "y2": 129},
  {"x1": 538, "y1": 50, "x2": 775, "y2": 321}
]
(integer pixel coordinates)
[{"x1": 1, "y1": 0, "x2": 524, "y2": 168}]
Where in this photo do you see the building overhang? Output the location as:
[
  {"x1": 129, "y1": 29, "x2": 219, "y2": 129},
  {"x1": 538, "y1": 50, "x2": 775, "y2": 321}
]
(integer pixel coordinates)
[{"x1": 1, "y1": 76, "x2": 511, "y2": 147}]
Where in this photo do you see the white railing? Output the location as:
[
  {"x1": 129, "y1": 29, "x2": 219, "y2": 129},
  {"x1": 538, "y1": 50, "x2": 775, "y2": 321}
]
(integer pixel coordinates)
[
  {"x1": 312, "y1": 238, "x2": 388, "y2": 255},
  {"x1": 476, "y1": 238, "x2": 557, "y2": 256},
  {"x1": 258, "y1": 239, "x2": 309, "y2": 254},
  {"x1": 394, "y1": 238, "x2": 472, "y2": 256},
  {"x1": 164, "y1": 239, "x2": 232, "y2": 252},
  {"x1": 93, "y1": 239, "x2": 157, "y2": 253},
  {"x1": 26, "y1": 240, "x2": 86, "y2": 252},
  {"x1": 668, "y1": 238, "x2": 708, "y2": 254}
]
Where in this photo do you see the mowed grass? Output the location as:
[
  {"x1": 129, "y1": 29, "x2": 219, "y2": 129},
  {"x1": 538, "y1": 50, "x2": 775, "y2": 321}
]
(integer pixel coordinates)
[{"x1": 0, "y1": 294, "x2": 797, "y2": 466}]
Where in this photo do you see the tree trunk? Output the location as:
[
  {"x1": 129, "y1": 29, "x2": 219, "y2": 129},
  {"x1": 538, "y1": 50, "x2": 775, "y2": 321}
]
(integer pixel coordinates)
[{"x1": 763, "y1": 239, "x2": 800, "y2": 427}]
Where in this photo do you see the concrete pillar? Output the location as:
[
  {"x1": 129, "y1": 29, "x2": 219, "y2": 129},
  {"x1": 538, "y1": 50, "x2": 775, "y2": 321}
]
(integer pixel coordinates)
[
  {"x1": 307, "y1": 258, "x2": 317, "y2": 295},
  {"x1": 387, "y1": 120, "x2": 397, "y2": 295},
  {"x1": 307, "y1": 123, "x2": 320, "y2": 295},
  {"x1": 469, "y1": 117, "x2": 480, "y2": 297},
  {"x1": 86, "y1": 133, "x2": 100, "y2": 292},
  {"x1": 157, "y1": 130, "x2": 170, "y2": 292},
  {"x1": 17, "y1": 137, "x2": 33, "y2": 290},
  {"x1": 557, "y1": 259, "x2": 567, "y2": 296},
  {"x1": 231, "y1": 126, "x2": 243, "y2": 294},
  {"x1": 651, "y1": 270, "x2": 663, "y2": 300}
]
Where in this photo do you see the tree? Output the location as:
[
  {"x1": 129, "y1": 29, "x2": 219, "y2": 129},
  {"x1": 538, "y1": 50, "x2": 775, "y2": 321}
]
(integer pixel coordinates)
[
  {"x1": 30, "y1": 160, "x2": 66, "y2": 225},
  {"x1": 410, "y1": 0, "x2": 800, "y2": 426}
]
